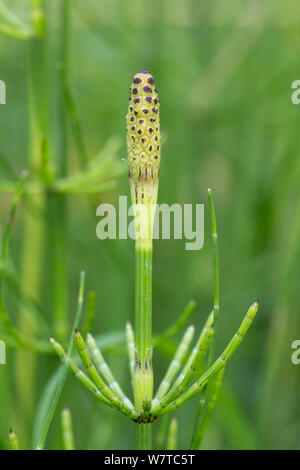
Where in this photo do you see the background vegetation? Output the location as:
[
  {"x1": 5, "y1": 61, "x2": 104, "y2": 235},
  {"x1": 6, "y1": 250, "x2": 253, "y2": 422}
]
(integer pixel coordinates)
[{"x1": 0, "y1": 0, "x2": 299, "y2": 449}]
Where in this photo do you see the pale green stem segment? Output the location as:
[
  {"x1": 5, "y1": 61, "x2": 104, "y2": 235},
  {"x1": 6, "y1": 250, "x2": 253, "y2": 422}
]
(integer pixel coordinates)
[
  {"x1": 190, "y1": 367, "x2": 225, "y2": 449},
  {"x1": 126, "y1": 321, "x2": 135, "y2": 379},
  {"x1": 9, "y1": 429, "x2": 19, "y2": 450},
  {"x1": 152, "y1": 325, "x2": 195, "y2": 412},
  {"x1": 160, "y1": 311, "x2": 214, "y2": 409},
  {"x1": 133, "y1": 244, "x2": 154, "y2": 415},
  {"x1": 49, "y1": 337, "x2": 112, "y2": 408},
  {"x1": 155, "y1": 300, "x2": 196, "y2": 346},
  {"x1": 61, "y1": 408, "x2": 75, "y2": 451},
  {"x1": 86, "y1": 332, "x2": 134, "y2": 410},
  {"x1": 154, "y1": 301, "x2": 258, "y2": 417},
  {"x1": 74, "y1": 330, "x2": 138, "y2": 420},
  {"x1": 166, "y1": 418, "x2": 178, "y2": 450}
]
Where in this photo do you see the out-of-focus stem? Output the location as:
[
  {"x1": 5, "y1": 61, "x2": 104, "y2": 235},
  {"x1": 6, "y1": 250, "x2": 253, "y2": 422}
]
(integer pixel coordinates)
[
  {"x1": 61, "y1": 408, "x2": 75, "y2": 450},
  {"x1": 15, "y1": 0, "x2": 47, "y2": 442}
]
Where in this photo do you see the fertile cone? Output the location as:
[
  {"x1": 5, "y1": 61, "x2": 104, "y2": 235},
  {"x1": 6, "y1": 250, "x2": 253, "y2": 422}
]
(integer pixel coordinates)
[{"x1": 126, "y1": 69, "x2": 161, "y2": 205}]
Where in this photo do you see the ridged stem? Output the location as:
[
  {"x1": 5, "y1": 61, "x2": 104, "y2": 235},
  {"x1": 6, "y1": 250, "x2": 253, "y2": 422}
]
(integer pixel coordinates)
[
  {"x1": 137, "y1": 423, "x2": 152, "y2": 450},
  {"x1": 134, "y1": 243, "x2": 154, "y2": 426},
  {"x1": 135, "y1": 244, "x2": 152, "y2": 366}
]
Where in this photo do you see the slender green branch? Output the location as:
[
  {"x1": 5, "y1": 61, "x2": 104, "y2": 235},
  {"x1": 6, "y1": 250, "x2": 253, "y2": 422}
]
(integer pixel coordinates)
[
  {"x1": 75, "y1": 329, "x2": 137, "y2": 419},
  {"x1": 159, "y1": 311, "x2": 214, "y2": 409},
  {"x1": 152, "y1": 325, "x2": 195, "y2": 412},
  {"x1": 87, "y1": 332, "x2": 134, "y2": 410},
  {"x1": 50, "y1": 337, "x2": 111, "y2": 408},
  {"x1": 154, "y1": 301, "x2": 258, "y2": 418}
]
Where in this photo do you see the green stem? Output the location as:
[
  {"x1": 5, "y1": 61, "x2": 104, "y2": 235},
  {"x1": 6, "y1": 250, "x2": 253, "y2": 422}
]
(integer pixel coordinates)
[
  {"x1": 133, "y1": 225, "x2": 154, "y2": 447},
  {"x1": 135, "y1": 245, "x2": 152, "y2": 364},
  {"x1": 133, "y1": 244, "x2": 153, "y2": 420},
  {"x1": 137, "y1": 424, "x2": 152, "y2": 450},
  {"x1": 50, "y1": 0, "x2": 71, "y2": 341},
  {"x1": 15, "y1": 1, "x2": 47, "y2": 441}
]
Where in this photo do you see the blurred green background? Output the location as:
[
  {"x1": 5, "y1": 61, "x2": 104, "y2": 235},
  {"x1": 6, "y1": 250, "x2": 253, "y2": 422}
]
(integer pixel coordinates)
[{"x1": 0, "y1": 0, "x2": 299, "y2": 450}]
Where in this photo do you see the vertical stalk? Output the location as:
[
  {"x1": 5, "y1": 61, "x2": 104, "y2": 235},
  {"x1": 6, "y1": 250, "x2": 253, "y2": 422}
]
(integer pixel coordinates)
[
  {"x1": 126, "y1": 69, "x2": 161, "y2": 448},
  {"x1": 15, "y1": 0, "x2": 47, "y2": 442},
  {"x1": 134, "y1": 224, "x2": 154, "y2": 447},
  {"x1": 189, "y1": 188, "x2": 221, "y2": 448},
  {"x1": 49, "y1": 0, "x2": 70, "y2": 341},
  {"x1": 135, "y1": 243, "x2": 152, "y2": 367},
  {"x1": 137, "y1": 423, "x2": 152, "y2": 450}
]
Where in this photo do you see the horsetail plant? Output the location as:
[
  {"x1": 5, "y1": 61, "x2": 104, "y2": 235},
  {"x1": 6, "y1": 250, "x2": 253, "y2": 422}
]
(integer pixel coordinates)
[{"x1": 50, "y1": 69, "x2": 259, "y2": 450}]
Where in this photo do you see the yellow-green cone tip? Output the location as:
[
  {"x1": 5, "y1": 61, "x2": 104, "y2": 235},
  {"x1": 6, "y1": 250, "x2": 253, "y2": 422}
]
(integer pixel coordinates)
[{"x1": 126, "y1": 70, "x2": 161, "y2": 204}]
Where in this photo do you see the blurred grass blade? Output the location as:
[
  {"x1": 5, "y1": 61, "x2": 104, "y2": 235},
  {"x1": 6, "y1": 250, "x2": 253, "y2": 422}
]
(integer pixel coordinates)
[
  {"x1": 189, "y1": 367, "x2": 225, "y2": 449},
  {"x1": 154, "y1": 300, "x2": 196, "y2": 346},
  {"x1": 0, "y1": 172, "x2": 50, "y2": 353},
  {"x1": 0, "y1": 2, "x2": 33, "y2": 40},
  {"x1": 82, "y1": 291, "x2": 96, "y2": 339},
  {"x1": 59, "y1": 64, "x2": 88, "y2": 166},
  {"x1": 35, "y1": 271, "x2": 85, "y2": 449},
  {"x1": 166, "y1": 417, "x2": 177, "y2": 450}
]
